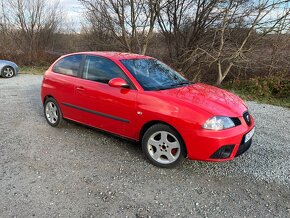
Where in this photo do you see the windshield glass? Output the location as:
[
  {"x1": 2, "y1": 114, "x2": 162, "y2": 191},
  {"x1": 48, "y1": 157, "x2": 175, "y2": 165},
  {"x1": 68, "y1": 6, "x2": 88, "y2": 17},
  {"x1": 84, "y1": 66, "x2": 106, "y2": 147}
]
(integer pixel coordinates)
[{"x1": 121, "y1": 58, "x2": 190, "y2": 91}]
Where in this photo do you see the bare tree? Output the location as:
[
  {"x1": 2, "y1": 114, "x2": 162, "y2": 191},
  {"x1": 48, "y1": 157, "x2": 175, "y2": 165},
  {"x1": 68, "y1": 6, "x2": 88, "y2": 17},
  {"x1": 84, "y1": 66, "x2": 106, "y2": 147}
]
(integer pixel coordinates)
[
  {"x1": 79, "y1": 0, "x2": 159, "y2": 54},
  {"x1": 156, "y1": 0, "x2": 220, "y2": 68},
  {"x1": 178, "y1": 0, "x2": 290, "y2": 84},
  {"x1": 266, "y1": 9, "x2": 290, "y2": 75},
  {"x1": 0, "y1": 0, "x2": 12, "y2": 49},
  {"x1": 3, "y1": 0, "x2": 62, "y2": 63},
  {"x1": 212, "y1": 0, "x2": 290, "y2": 84},
  {"x1": 1, "y1": 0, "x2": 289, "y2": 83}
]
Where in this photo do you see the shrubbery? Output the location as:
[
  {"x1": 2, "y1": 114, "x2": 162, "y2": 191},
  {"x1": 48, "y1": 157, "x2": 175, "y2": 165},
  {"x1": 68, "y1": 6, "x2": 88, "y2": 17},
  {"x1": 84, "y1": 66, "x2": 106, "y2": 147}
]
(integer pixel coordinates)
[{"x1": 222, "y1": 73, "x2": 290, "y2": 107}]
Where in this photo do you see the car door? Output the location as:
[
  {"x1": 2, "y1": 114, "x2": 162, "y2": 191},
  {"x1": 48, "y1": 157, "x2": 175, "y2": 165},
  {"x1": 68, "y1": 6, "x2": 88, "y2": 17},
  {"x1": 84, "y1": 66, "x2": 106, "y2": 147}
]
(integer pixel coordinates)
[
  {"x1": 74, "y1": 55, "x2": 138, "y2": 139},
  {"x1": 50, "y1": 54, "x2": 87, "y2": 124}
]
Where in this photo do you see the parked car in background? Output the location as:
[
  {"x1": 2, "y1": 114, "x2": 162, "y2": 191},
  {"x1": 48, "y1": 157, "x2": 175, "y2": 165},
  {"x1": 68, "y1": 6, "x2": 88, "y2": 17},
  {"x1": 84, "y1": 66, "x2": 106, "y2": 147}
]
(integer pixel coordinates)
[
  {"x1": 0, "y1": 60, "x2": 19, "y2": 78},
  {"x1": 41, "y1": 52, "x2": 255, "y2": 168}
]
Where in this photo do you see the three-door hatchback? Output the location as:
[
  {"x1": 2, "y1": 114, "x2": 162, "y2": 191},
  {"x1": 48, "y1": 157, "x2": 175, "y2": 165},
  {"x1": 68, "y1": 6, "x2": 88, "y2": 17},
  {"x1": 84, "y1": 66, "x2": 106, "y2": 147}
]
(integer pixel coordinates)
[{"x1": 41, "y1": 52, "x2": 255, "y2": 167}]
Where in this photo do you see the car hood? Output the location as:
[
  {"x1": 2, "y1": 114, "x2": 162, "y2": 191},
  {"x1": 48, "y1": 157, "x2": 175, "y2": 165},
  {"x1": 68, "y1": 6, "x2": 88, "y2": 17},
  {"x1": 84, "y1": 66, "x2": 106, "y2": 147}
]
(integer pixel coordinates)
[{"x1": 157, "y1": 83, "x2": 247, "y2": 117}]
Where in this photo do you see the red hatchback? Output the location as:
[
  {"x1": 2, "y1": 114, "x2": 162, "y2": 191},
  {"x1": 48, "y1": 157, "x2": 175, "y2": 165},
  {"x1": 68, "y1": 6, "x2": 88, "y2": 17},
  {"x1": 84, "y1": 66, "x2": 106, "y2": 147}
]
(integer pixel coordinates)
[{"x1": 41, "y1": 52, "x2": 255, "y2": 167}]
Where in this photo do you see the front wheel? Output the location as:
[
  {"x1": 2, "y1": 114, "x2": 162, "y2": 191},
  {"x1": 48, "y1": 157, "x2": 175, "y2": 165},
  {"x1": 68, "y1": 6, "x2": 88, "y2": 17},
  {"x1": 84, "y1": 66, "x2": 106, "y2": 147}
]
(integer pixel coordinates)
[
  {"x1": 1, "y1": 66, "x2": 15, "y2": 78},
  {"x1": 142, "y1": 124, "x2": 186, "y2": 168},
  {"x1": 44, "y1": 97, "x2": 63, "y2": 127}
]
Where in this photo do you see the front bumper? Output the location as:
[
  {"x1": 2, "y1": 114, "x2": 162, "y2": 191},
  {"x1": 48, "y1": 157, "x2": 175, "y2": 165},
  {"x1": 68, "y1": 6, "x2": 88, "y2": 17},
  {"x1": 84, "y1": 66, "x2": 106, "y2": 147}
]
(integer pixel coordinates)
[
  {"x1": 16, "y1": 66, "x2": 20, "y2": 75},
  {"x1": 182, "y1": 115, "x2": 255, "y2": 161},
  {"x1": 210, "y1": 136, "x2": 253, "y2": 159}
]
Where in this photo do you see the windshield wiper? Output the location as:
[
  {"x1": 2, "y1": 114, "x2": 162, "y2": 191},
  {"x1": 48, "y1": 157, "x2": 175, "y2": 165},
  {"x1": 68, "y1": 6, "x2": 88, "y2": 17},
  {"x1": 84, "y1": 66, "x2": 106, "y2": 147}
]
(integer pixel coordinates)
[
  {"x1": 154, "y1": 81, "x2": 192, "y2": 91},
  {"x1": 171, "y1": 81, "x2": 192, "y2": 87},
  {"x1": 154, "y1": 87, "x2": 171, "y2": 91}
]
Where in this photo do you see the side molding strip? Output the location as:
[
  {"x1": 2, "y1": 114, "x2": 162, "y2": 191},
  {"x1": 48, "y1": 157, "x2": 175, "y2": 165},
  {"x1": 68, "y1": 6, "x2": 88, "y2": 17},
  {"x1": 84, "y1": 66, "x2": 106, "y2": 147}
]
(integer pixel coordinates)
[{"x1": 62, "y1": 102, "x2": 130, "y2": 123}]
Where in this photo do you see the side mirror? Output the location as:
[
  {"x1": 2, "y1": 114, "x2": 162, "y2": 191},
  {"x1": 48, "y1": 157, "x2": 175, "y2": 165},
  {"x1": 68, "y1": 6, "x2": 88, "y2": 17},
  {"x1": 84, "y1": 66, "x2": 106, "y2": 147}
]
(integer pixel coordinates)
[{"x1": 108, "y1": 78, "x2": 130, "y2": 88}]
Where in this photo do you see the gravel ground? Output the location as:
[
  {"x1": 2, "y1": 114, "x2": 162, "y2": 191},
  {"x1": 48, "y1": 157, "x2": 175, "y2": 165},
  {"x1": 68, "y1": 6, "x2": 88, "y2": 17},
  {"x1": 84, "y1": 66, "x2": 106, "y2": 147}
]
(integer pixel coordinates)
[{"x1": 0, "y1": 74, "x2": 289, "y2": 217}]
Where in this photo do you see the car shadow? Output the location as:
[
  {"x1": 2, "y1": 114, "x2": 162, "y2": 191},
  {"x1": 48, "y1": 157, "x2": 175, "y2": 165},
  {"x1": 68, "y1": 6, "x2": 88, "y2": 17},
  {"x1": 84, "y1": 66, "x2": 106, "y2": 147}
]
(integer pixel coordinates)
[{"x1": 64, "y1": 119, "x2": 143, "y2": 154}]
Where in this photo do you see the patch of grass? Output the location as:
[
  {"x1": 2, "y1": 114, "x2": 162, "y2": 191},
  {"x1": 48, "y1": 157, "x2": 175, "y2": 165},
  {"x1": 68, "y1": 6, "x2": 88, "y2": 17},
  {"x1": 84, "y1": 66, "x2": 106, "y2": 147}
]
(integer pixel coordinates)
[
  {"x1": 222, "y1": 74, "x2": 290, "y2": 108},
  {"x1": 20, "y1": 66, "x2": 49, "y2": 75}
]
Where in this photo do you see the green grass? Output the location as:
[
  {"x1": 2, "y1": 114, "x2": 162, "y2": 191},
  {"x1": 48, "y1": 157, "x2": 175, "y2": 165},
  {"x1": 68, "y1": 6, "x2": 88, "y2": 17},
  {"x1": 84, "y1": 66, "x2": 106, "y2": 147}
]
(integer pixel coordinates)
[
  {"x1": 20, "y1": 66, "x2": 49, "y2": 75},
  {"x1": 222, "y1": 75, "x2": 290, "y2": 108}
]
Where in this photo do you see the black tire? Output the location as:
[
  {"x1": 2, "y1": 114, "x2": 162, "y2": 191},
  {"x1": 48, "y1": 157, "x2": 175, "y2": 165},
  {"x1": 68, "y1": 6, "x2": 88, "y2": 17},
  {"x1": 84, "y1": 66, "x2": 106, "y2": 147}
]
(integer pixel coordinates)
[
  {"x1": 44, "y1": 97, "x2": 64, "y2": 127},
  {"x1": 1, "y1": 66, "x2": 15, "y2": 78},
  {"x1": 141, "y1": 124, "x2": 186, "y2": 168}
]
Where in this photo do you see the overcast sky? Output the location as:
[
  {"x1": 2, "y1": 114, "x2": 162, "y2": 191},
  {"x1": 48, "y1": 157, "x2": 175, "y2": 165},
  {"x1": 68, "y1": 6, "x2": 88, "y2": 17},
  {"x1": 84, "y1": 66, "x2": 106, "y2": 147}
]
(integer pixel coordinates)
[
  {"x1": 56, "y1": 0, "x2": 286, "y2": 32},
  {"x1": 57, "y1": 0, "x2": 84, "y2": 31}
]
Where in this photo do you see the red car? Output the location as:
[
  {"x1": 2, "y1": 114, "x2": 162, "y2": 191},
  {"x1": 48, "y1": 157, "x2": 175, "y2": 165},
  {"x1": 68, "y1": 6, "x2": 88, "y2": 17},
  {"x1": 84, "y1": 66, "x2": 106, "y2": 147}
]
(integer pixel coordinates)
[{"x1": 41, "y1": 52, "x2": 255, "y2": 167}]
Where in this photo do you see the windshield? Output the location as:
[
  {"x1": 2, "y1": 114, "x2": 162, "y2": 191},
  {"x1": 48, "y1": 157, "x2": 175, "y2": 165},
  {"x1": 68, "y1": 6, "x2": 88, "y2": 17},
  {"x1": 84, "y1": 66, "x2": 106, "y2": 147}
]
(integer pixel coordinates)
[{"x1": 121, "y1": 58, "x2": 190, "y2": 91}]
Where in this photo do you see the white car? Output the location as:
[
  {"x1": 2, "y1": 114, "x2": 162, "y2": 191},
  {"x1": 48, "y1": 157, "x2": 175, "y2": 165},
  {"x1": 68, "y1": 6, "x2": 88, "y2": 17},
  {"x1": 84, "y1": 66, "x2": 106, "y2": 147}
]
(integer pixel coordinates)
[{"x1": 0, "y1": 60, "x2": 19, "y2": 78}]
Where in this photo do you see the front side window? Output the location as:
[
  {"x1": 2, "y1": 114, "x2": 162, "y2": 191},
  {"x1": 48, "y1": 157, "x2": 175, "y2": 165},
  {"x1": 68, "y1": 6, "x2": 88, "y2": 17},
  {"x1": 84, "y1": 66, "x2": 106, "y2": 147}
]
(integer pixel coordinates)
[
  {"x1": 121, "y1": 58, "x2": 190, "y2": 91},
  {"x1": 83, "y1": 56, "x2": 128, "y2": 84},
  {"x1": 53, "y1": 55, "x2": 82, "y2": 77}
]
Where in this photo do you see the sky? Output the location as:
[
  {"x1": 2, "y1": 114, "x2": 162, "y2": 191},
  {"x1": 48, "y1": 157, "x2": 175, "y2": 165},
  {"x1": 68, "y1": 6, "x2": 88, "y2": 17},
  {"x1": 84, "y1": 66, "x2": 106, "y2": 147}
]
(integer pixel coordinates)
[
  {"x1": 54, "y1": 0, "x2": 289, "y2": 32},
  {"x1": 55, "y1": 0, "x2": 85, "y2": 31}
]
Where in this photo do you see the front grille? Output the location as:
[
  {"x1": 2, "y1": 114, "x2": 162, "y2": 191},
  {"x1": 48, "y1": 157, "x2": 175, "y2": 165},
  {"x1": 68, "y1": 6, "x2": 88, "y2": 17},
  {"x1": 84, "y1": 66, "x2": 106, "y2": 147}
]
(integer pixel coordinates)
[
  {"x1": 243, "y1": 111, "x2": 251, "y2": 126},
  {"x1": 210, "y1": 144, "x2": 235, "y2": 159}
]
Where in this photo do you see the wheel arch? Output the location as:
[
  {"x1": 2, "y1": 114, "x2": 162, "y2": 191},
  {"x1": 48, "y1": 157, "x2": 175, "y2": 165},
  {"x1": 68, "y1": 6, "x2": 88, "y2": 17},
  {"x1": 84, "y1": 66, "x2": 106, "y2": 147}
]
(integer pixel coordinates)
[
  {"x1": 139, "y1": 120, "x2": 188, "y2": 157},
  {"x1": 1, "y1": 65, "x2": 13, "y2": 70},
  {"x1": 43, "y1": 95, "x2": 55, "y2": 105}
]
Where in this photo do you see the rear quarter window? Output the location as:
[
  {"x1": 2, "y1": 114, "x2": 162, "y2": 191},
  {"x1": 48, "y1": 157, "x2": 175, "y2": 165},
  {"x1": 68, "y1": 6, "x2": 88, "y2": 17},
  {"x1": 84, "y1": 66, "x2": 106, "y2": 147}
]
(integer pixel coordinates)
[{"x1": 53, "y1": 55, "x2": 82, "y2": 77}]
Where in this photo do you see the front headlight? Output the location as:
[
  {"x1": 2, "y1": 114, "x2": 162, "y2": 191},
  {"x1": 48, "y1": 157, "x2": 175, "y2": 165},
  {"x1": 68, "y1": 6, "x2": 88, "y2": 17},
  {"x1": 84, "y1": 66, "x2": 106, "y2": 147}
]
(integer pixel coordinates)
[{"x1": 202, "y1": 116, "x2": 235, "y2": 130}]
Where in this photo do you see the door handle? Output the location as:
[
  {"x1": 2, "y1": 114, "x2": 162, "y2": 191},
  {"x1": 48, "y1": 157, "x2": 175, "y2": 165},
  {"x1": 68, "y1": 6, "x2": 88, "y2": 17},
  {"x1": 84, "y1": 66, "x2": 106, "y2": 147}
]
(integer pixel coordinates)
[{"x1": 76, "y1": 86, "x2": 85, "y2": 92}]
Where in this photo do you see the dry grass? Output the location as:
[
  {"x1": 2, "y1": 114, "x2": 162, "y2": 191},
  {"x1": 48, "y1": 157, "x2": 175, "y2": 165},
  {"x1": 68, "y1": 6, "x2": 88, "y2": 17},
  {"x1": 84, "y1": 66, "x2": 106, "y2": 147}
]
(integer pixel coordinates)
[{"x1": 20, "y1": 66, "x2": 49, "y2": 75}]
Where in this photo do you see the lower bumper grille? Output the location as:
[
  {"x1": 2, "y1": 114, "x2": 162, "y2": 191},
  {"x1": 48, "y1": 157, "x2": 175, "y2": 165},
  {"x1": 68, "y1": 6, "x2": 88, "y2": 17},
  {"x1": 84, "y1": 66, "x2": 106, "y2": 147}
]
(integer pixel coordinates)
[{"x1": 210, "y1": 144, "x2": 235, "y2": 159}]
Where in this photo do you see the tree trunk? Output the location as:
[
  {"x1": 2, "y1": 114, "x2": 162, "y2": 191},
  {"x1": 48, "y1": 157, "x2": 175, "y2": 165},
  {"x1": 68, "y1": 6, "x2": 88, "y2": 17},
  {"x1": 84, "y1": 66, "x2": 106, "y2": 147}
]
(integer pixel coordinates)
[{"x1": 216, "y1": 62, "x2": 234, "y2": 85}]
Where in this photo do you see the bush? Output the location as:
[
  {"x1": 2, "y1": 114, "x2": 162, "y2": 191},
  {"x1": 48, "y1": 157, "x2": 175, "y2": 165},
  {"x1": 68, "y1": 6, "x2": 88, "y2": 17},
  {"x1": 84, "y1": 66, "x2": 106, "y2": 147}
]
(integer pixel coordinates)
[{"x1": 222, "y1": 73, "x2": 290, "y2": 108}]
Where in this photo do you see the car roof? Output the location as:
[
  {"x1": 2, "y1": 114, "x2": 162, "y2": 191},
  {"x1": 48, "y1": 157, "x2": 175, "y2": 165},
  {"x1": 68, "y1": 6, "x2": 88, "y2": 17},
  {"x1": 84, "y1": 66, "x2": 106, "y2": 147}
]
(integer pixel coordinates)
[{"x1": 65, "y1": 51, "x2": 152, "y2": 61}]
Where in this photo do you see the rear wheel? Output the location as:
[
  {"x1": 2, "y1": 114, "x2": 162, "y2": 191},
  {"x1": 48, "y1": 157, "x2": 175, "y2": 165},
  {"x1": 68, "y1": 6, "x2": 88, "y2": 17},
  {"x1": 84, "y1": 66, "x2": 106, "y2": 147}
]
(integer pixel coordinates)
[
  {"x1": 1, "y1": 66, "x2": 15, "y2": 78},
  {"x1": 142, "y1": 124, "x2": 186, "y2": 168},
  {"x1": 44, "y1": 97, "x2": 63, "y2": 127}
]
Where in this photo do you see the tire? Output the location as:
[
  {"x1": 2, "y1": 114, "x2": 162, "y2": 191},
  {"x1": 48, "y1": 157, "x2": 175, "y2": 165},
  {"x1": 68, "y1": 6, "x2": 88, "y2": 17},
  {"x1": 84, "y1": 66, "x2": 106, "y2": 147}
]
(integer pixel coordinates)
[
  {"x1": 141, "y1": 124, "x2": 186, "y2": 168},
  {"x1": 1, "y1": 66, "x2": 15, "y2": 78},
  {"x1": 44, "y1": 97, "x2": 63, "y2": 127}
]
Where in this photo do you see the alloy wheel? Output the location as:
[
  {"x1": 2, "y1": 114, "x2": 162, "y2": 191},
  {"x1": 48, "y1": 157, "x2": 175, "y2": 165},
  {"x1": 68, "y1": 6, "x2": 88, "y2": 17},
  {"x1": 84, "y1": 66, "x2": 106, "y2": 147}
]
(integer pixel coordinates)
[
  {"x1": 45, "y1": 102, "x2": 59, "y2": 124},
  {"x1": 3, "y1": 67, "x2": 14, "y2": 78},
  {"x1": 147, "y1": 131, "x2": 181, "y2": 164}
]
